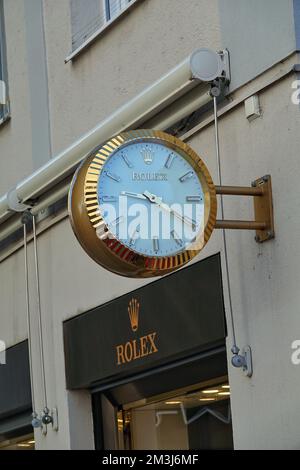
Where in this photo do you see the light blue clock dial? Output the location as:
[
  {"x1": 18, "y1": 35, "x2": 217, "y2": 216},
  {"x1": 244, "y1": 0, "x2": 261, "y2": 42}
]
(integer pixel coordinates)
[{"x1": 97, "y1": 140, "x2": 204, "y2": 257}]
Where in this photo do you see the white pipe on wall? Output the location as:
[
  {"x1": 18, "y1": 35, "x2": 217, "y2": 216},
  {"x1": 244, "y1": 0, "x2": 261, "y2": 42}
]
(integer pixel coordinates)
[
  {"x1": 0, "y1": 182, "x2": 70, "y2": 243},
  {"x1": 146, "y1": 86, "x2": 211, "y2": 131}
]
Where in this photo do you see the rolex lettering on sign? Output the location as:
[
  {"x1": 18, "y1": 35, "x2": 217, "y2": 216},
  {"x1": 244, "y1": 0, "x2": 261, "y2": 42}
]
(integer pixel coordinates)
[{"x1": 69, "y1": 130, "x2": 217, "y2": 277}]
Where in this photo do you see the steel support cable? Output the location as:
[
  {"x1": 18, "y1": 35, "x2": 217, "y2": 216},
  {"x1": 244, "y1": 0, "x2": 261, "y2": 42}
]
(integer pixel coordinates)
[
  {"x1": 23, "y1": 212, "x2": 52, "y2": 428},
  {"x1": 213, "y1": 95, "x2": 238, "y2": 353},
  {"x1": 23, "y1": 221, "x2": 36, "y2": 413},
  {"x1": 32, "y1": 215, "x2": 48, "y2": 409}
]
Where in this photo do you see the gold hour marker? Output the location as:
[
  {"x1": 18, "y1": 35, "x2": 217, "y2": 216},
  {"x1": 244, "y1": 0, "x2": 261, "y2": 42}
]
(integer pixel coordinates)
[
  {"x1": 171, "y1": 230, "x2": 183, "y2": 246},
  {"x1": 152, "y1": 236, "x2": 159, "y2": 253},
  {"x1": 165, "y1": 153, "x2": 176, "y2": 169},
  {"x1": 102, "y1": 196, "x2": 117, "y2": 202},
  {"x1": 105, "y1": 171, "x2": 120, "y2": 182},
  {"x1": 186, "y1": 196, "x2": 202, "y2": 202},
  {"x1": 129, "y1": 228, "x2": 139, "y2": 247},
  {"x1": 182, "y1": 215, "x2": 197, "y2": 230},
  {"x1": 179, "y1": 171, "x2": 194, "y2": 182},
  {"x1": 122, "y1": 153, "x2": 133, "y2": 168},
  {"x1": 110, "y1": 216, "x2": 124, "y2": 226}
]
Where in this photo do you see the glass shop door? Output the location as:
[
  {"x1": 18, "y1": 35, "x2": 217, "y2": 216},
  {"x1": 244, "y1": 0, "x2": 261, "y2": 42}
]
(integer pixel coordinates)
[{"x1": 116, "y1": 378, "x2": 233, "y2": 450}]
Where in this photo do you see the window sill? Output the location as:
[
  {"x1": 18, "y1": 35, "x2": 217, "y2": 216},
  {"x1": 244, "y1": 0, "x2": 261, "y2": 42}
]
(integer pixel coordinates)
[{"x1": 65, "y1": 0, "x2": 141, "y2": 63}]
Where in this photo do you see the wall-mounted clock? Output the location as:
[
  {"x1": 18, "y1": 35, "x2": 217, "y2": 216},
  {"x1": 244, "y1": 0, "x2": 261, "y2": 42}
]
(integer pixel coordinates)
[{"x1": 68, "y1": 129, "x2": 217, "y2": 277}]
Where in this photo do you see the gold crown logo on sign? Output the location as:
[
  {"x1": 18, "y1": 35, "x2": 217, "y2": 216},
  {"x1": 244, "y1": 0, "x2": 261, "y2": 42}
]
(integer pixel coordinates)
[
  {"x1": 128, "y1": 298, "x2": 139, "y2": 332},
  {"x1": 140, "y1": 146, "x2": 154, "y2": 165}
]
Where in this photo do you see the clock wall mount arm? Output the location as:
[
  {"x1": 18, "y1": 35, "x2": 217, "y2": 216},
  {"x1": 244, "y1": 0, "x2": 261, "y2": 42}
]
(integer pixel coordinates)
[{"x1": 214, "y1": 174, "x2": 274, "y2": 243}]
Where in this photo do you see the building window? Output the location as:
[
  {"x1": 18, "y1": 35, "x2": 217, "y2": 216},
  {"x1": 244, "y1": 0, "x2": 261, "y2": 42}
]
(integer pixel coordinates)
[
  {"x1": 105, "y1": 0, "x2": 131, "y2": 21},
  {"x1": 0, "y1": 0, "x2": 9, "y2": 124},
  {"x1": 70, "y1": 0, "x2": 133, "y2": 53}
]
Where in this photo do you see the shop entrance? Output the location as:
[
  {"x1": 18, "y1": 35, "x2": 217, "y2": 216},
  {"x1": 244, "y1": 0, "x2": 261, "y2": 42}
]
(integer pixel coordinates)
[
  {"x1": 64, "y1": 255, "x2": 230, "y2": 449},
  {"x1": 92, "y1": 347, "x2": 233, "y2": 451},
  {"x1": 116, "y1": 377, "x2": 233, "y2": 450}
]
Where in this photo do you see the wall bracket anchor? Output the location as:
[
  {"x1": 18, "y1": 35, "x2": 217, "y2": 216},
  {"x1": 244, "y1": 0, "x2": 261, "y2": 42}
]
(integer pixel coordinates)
[
  {"x1": 231, "y1": 345, "x2": 253, "y2": 377},
  {"x1": 51, "y1": 407, "x2": 59, "y2": 432},
  {"x1": 31, "y1": 411, "x2": 42, "y2": 429},
  {"x1": 215, "y1": 174, "x2": 275, "y2": 242},
  {"x1": 42, "y1": 407, "x2": 53, "y2": 426}
]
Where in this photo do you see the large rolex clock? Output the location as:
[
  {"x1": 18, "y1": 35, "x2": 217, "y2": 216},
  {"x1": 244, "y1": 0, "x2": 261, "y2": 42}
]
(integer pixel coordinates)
[{"x1": 69, "y1": 129, "x2": 217, "y2": 277}]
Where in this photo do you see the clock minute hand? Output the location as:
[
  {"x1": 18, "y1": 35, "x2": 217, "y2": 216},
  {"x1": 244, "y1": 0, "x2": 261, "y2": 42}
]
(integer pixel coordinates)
[
  {"x1": 143, "y1": 191, "x2": 194, "y2": 228},
  {"x1": 121, "y1": 191, "x2": 147, "y2": 200}
]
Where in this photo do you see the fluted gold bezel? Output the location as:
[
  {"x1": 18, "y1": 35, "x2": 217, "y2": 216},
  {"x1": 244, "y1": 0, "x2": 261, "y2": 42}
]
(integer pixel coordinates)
[{"x1": 68, "y1": 129, "x2": 217, "y2": 277}]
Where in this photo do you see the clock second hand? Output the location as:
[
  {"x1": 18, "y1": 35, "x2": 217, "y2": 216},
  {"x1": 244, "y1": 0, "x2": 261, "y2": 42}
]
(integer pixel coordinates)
[{"x1": 143, "y1": 191, "x2": 195, "y2": 228}]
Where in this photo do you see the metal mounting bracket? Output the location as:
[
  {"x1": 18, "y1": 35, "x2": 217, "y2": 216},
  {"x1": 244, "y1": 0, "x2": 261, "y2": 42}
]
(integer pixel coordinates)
[
  {"x1": 218, "y1": 49, "x2": 230, "y2": 84},
  {"x1": 242, "y1": 346, "x2": 253, "y2": 377},
  {"x1": 190, "y1": 48, "x2": 230, "y2": 84},
  {"x1": 252, "y1": 175, "x2": 274, "y2": 242},
  {"x1": 7, "y1": 188, "x2": 33, "y2": 213},
  {"x1": 215, "y1": 175, "x2": 275, "y2": 243},
  {"x1": 51, "y1": 407, "x2": 59, "y2": 432},
  {"x1": 231, "y1": 345, "x2": 253, "y2": 377}
]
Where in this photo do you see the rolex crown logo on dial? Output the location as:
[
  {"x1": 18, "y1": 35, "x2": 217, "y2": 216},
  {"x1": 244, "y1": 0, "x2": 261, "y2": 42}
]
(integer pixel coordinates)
[{"x1": 141, "y1": 145, "x2": 154, "y2": 165}]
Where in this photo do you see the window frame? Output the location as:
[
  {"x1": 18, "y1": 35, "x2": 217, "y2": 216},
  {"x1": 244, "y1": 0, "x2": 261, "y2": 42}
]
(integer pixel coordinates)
[
  {"x1": 66, "y1": 0, "x2": 140, "y2": 63},
  {"x1": 105, "y1": 0, "x2": 131, "y2": 22}
]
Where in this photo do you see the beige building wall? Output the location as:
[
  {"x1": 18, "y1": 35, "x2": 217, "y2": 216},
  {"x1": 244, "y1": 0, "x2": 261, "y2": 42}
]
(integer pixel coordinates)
[
  {"x1": 42, "y1": 0, "x2": 221, "y2": 154},
  {"x1": 0, "y1": 0, "x2": 33, "y2": 193}
]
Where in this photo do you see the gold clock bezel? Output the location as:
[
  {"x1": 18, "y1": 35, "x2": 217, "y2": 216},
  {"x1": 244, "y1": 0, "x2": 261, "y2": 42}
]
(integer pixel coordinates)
[{"x1": 68, "y1": 129, "x2": 217, "y2": 278}]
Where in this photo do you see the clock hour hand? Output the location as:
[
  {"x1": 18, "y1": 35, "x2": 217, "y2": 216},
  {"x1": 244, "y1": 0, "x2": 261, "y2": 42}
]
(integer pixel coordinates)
[
  {"x1": 143, "y1": 190, "x2": 161, "y2": 204},
  {"x1": 143, "y1": 191, "x2": 195, "y2": 228},
  {"x1": 120, "y1": 191, "x2": 147, "y2": 200}
]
